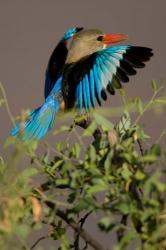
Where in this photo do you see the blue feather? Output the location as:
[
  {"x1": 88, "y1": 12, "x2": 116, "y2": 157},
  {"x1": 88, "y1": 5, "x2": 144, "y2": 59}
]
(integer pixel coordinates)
[
  {"x1": 51, "y1": 76, "x2": 62, "y2": 93},
  {"x1": 107, "y1": 55, "x2": 120, "y2": 71},
  {"x1": 79, "y1": 81, "x2": 83, "y2": 111},
  {"x1": 102, "y1": 54, "x2": 117, "y2": 75},
  {"x1": 97, "y1": 56, "x2": 110, "y2": 85},
  {"x1": 84, "y1": 74, "x2": 91, "y2": 109},
  {"x1": 89, "y1": 68, "x2": 95, "y2": 107},
  {"x1": 96, "y1": 57, "x2": 106, "y2": 89},
  {"x1": 93, "y1": 64, "x2": 101, "y2": 103},
  {"x1": 77, "y1": 47, "x2": 131, "y2": 110},
  {"x1": 63, "y1": 27, "x2": 80, "y2": 41},
  {"x1": 82, "y1": 77, "x2": 88, "y2": 110},
  {"x1": 106, "y1": 46, "x2": 129, "y2": 54},
  {"x1": 11, "y1": 77, "x2": 62, "y2": 141},
  {"x1": 11, "y1": 107, "x2": 40, "y2": 138},
  {"x1": 100, "y1": 54, "x2": 114, "y2": 82}
]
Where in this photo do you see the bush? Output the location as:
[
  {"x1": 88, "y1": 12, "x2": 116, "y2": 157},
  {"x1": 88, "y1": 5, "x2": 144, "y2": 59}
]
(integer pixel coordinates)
[{"x1": 0, "y1": 81, "x2": 166, "y2": 250}]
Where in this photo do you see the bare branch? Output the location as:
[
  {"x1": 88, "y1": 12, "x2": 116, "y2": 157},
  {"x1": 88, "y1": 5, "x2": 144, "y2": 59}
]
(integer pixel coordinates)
[
  {"x1": 74, "y1": 211, "x2": 92, "y2": 250},
  {"x1": 45, "y1": 201, "x2": 106, "y2": 250},
  {"x1": 116, "y1": 215, "x2": 128, "y2": 242},
  {"x1": 137, "y1": 138, "x2": 144, "y2": 156},
  {"x1": 30, "y1": 235, "x2": 49, "y2": 249}
]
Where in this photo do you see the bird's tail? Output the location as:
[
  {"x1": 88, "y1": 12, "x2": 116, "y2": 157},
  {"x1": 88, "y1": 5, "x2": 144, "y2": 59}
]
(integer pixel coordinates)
[{"x1": 11, "y1": 95, "x2": 60, "y2": 141}]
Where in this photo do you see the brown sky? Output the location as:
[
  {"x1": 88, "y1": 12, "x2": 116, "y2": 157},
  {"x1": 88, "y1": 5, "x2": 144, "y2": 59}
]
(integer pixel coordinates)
[{"x1": 0, "y1": 0, "x2": 166, "y2": 147}]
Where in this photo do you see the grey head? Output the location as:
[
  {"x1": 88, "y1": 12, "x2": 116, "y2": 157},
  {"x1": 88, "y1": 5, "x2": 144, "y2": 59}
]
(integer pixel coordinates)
[{"x1": 66, "y1": 29, "x2": 104, "y2": 64}]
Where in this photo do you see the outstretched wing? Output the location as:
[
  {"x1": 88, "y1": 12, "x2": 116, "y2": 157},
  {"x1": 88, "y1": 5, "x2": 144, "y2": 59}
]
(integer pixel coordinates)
[{"x1": 63, "y1": 46, "x2": 153, "y2": 111}]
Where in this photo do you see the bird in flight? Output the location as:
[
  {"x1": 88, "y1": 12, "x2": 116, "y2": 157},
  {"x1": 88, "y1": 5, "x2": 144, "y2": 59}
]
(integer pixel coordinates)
[{"x1": 11, "y1": 27, "x2": 153, "y2": 141}]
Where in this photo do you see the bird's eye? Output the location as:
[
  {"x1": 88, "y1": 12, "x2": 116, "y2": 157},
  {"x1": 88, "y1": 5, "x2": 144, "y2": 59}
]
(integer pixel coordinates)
[{"x1": 97, "y1": 35, "x2": 104, "y2": 41}]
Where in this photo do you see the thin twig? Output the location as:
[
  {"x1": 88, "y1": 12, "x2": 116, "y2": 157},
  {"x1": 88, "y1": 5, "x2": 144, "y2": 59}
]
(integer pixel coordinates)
[
  {"x1": 33, "y1": 188, "x2": 73, "y2": 208},
  {"x1": 137, "y1": 139, "x2": 144, "y2": 156},
  {"x1": 134, "y1": 86, "x2": 164, "y2": 125},
  {"x1": 0, "y1": 82, "x2": 15, "y2": 126},
  {"x1": 117, "y1": 215, "x2": 128, "y2": 242},
  {"x1": 45, "y1": 141, "x2": 72, "y2": 162},
  {"x1": 74, "y1": 211, "x2": 92, "y2": 250},
  {"x1": 130, "y1": 182, "x2": 143, "y2": 210},
  {"x1": 30, "y1": 235, "x2": 49, "y2": 249},
  {"x1": 156, "y1": 129, "x2": 166, "y2": 144}
]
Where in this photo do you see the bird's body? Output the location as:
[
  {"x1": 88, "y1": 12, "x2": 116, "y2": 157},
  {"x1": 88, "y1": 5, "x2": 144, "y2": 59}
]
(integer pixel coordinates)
[{"x1": 11, "y1": 27, "x2": 153, "y2": 141}]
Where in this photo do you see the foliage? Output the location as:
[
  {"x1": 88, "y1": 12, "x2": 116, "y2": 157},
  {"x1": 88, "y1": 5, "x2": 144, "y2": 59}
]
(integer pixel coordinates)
[{"x1": 0, "y1": 81, "x2": 166, "y2": 250}]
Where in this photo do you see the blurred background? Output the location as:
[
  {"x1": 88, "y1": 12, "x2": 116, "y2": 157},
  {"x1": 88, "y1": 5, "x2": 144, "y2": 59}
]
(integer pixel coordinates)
[
  {"x1": 0, "y1": 0, "x2": 166, "y2": 149},
  {"x1": 0, "y1": 1, "x2": 166, "y2": 249}
]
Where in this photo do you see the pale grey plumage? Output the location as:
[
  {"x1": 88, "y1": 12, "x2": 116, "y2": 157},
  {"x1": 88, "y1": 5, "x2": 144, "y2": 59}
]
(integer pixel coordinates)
[{"x1": 66, "y1": 29, "x2": 105, "y2": 63}]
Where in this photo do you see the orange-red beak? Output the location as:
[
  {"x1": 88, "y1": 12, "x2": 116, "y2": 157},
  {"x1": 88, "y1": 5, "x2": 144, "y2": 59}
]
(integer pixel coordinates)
[{"x1": 102, "y1": 34, "x2": 128, "y2": 44}]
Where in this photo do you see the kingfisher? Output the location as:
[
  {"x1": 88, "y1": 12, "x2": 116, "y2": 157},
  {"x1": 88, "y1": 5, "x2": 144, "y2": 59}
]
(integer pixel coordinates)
[{"x1": 11, "y1": 28, "x2": 153, "y2": 141}]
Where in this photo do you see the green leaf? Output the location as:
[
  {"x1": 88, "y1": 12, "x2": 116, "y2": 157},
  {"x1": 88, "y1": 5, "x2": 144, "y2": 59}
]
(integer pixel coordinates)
[
  {"x1": 136, "y1": 126, "x2": 150, "y2": 141},
  {"x1": 151, "y1": 80, "x2": 157, "y2": 93},
  {"x1": 140, "y1": 154, "x2": 157, "y2": 163},
  {"x1": 121, "y1": 164, "x2": 133, "y2": 180},
  {"x1": 89, "y1": 145, "x2": 96, "y2": 163},
  {"x1": 83, "y1": 121, "x2": 97, "y2": 136},
  {"x1": 4, "y1": 136, "x2": 17, "y2": 148},
  {"x1": 118, "y1": 230, "x2": 135, "y2": 249},
  {"x1": 15, "y1": 167, "x2": 38, "y2": 189},
  {"x1": 52, "y1": 159, "x2": 64, "y2": 170},
  {"x1": 72, "y1": 197, "x2": 95, "y2": 212},
  {"x1": 87, "y1": 178, "x2": 107, "y2": 194},
  {"x1": 135, "y1": 97, "x2": 143, "y2": 115},
  {"x1": 88, "y1": 184, "x2": 106, "y2": 194},
  {"x1": 156, "y1": 182, "x2": 166, "y2": 192},
  {"x1": 51, "y1": 227, "x2": 66, "y2": 240},
  {"x1": 18, "y1": 167, "x2": 38, "y2": 180},
  {"x1": 135, "y1": 170, "x2": 146, "y2": 180},
  {"x1": 150, "y1": 144, "x2": 161, "y2": 156},
  {"x1": 54, "y1": 125, "x2": 70, "y2": 135},
  {"x1": 56, "y1": 178, "x2": 69, "y2": 186},
  {"x1": 0, "y1": 99, "x2": 5, "y2": 107},
  {"x1": 116, "y1": 202, "x2": 130, "y2": 214},
  {"x1": 15, "y1": 224, "x2": 30, "y2": 239},
  {"x1": 25, "y1": 139, "x2": 38, "y2": 152},
  {"x1": 154, "y1": 97, "x2": 166, "y2": 105},
  {"x1": 71, "y1": 143, "x2": 81, "y2": 158},
  {"x1": 119, "y1": 88, "x2": 126, "y2": 97},
  {"x1": 93, "y1": 112, "x2": 113, "y2": 131},
  {"x1": 117, "y1": 111, "x2": 131, "y2": 137},
  {"x1": 98, "y1": 216, "x2": 115, "y2": 232},
  {"x1": 104, "y1": 150, "x2": 113, "y2": 176}
]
